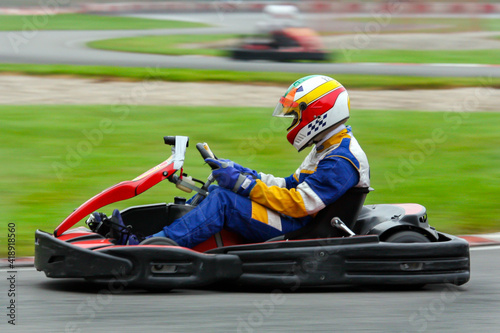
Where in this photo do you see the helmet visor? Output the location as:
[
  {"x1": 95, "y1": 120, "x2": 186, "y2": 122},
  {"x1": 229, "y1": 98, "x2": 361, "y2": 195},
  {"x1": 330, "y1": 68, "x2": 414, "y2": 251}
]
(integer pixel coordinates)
[{"x1": 272, "y1": 87, "x2": 299, "y2": 117}]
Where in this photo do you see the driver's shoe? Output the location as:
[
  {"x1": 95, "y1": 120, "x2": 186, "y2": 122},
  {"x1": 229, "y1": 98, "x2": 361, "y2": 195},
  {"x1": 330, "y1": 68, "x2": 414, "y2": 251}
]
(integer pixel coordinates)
[
  {"x1": 86, "y1": 212, "x2": 109, "y2": 236},
  {"x1": 109, "y1": 209, "x2": 143, "y2": 245}
]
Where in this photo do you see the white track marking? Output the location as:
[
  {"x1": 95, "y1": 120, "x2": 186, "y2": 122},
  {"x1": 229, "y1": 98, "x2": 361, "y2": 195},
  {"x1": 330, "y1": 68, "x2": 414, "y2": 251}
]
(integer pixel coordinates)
[
  {"x1": 0, "y1": 267, "x2": 37, "y2": 272},
  {"x1": 470, "y1": 245, "x2": 500, "y2": 251}
]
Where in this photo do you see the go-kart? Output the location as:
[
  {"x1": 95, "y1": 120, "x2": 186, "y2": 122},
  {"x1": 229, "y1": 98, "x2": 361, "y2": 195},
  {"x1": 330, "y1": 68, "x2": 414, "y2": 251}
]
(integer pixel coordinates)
[
  {"x1": 229, "y1": 5, "x2": 329, "y2": 62},
  {"x1": 229, "y1": 27, "x2": 329, "y2": 62},
  {"x1": 35, "y1": 136, "x2": 470, "y2": 290}
]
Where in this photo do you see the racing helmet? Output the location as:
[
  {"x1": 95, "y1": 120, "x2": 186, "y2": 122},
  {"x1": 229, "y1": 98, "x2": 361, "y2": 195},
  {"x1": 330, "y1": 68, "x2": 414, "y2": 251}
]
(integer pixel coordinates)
[{"x1": 273, "y1": 75, "x2": 350, "y2": 151}]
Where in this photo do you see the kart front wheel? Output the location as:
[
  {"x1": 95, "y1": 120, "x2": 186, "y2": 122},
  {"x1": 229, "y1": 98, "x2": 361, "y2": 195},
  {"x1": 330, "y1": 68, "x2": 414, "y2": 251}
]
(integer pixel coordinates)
[{"x1": 385, "y1": 230, "x2": 430, "y2": 243}]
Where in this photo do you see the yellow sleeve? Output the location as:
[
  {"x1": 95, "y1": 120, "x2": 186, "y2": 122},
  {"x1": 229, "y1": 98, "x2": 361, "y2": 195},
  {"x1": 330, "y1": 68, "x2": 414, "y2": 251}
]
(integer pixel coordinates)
[{"x1": 249, "y1": 179, "x2": 324, "y2": 218}]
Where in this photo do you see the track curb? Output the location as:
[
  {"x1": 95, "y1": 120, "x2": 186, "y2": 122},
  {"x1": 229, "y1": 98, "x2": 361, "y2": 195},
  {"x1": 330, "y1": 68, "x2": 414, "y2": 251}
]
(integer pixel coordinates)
[{"x1": 458, "y1": 233, "x2": 500, "y2": 247}]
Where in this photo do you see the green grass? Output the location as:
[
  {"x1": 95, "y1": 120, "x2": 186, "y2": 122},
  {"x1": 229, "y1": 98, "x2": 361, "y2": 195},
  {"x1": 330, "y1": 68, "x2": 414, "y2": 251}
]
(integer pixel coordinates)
[
  {"x1": 0, "y1": 13, "x2": 208, "y2": 31},
  {"x1": 0, "y1": 105, "x2": 498, "y2": 256},
  {"x1": 88, "y1": 34, "x2": 237, "y2": 57},
  {"x1": 88, "y1": 34, "x2": 500, "y2": 65},
  {"x1": 2, "y1": 63, "x2": 500, "y2": 90},
  {"x1": 483, "y1": 19, "x2": 500, "y2": 31}
]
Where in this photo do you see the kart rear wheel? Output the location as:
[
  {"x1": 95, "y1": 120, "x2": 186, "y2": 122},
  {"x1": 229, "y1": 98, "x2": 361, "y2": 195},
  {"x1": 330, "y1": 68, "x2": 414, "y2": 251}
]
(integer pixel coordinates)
[
  {"x1": 379, "y1": 231, "x2": 431, "y2": 290},
  {"x1": 385, "y1": 230, "x2": 430, "y2": 243}
]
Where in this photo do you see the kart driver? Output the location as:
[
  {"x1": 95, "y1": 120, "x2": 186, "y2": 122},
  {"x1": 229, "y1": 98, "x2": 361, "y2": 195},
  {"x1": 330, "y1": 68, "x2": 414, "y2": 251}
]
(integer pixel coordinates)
[{"x1": 97, "y1": 75, "x2": 370, "y2": 247}]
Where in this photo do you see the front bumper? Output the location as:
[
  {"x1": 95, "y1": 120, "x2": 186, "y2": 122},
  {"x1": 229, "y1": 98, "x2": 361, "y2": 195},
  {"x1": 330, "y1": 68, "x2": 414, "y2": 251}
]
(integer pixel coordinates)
[{"x1": 35, "y1": 230, "x2": 242, "y2": 290}]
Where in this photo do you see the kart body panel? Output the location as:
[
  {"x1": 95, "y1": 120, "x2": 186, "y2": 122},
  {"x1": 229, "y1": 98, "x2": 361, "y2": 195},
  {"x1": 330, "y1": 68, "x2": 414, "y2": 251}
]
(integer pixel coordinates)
[{"x1": 35, "y1": 228, "x2": 470, "y2": 289}]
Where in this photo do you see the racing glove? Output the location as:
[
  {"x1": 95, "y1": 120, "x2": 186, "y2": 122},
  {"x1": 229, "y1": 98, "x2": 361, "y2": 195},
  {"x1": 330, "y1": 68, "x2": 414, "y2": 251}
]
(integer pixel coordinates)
[
  {"x1": 218, "y1": 158, "x2": 260, "y2": 179},
  {"x1": 205, "y1": 158, "x2": 256, "y2": 196}
]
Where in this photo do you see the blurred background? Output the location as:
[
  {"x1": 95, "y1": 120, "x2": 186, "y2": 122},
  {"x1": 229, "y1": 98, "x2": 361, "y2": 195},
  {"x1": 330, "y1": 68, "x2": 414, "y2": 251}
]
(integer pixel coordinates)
[{"x1": 0, "y1": 0, "x2": 499, "y2": 257}]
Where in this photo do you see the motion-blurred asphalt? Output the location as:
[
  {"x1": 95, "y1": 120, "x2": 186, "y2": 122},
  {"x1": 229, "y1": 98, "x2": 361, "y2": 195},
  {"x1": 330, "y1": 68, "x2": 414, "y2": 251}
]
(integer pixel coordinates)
[
  {"x1": 1, "y1": 13, "x2": 499, "y2": 77},
  {"x1": 1, "y1": 246, "x2": 497, "y2": 332}
]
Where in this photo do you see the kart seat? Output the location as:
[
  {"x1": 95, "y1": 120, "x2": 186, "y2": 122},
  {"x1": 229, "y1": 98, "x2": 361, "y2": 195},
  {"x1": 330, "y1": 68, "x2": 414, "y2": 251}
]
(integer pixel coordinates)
[{"x1": 267, "y1": 187, "x2": 371, "y2": 241}]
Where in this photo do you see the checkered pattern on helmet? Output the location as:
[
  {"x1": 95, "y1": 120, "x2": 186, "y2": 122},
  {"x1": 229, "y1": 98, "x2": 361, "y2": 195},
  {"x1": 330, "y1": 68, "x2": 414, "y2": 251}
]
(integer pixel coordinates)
[{"x1": 306, "y1": 114, "x2": 327, "y2": 136}]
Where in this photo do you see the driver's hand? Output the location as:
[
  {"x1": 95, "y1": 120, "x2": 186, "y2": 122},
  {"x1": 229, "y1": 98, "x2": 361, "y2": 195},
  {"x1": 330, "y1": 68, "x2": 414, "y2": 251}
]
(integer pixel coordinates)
[
  {"x1": 205, "y1": 158, "x2": 256, "y2": 196},
  {"x1": 218, "y1": 159, "x2": 260, "y2": 179}
]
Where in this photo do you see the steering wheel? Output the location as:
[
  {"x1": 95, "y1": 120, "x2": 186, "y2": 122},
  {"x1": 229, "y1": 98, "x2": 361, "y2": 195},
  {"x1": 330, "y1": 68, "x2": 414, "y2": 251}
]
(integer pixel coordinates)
[
  {"x1": 188, "y1": 143, "x2": 219, "y2": 206},
  {"x1": 196, "y1": 143, "x2": 218, "y2": 170}
]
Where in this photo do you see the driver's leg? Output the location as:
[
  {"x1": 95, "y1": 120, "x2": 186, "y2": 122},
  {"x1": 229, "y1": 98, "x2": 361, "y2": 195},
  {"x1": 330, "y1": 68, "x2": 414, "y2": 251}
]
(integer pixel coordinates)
[{"x1": 151, "y1": 187, "x2": 308, "y2": 248}]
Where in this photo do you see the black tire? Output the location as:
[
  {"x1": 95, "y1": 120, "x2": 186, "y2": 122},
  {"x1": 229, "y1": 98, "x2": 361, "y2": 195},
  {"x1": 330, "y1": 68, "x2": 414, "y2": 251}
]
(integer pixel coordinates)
[
  {"x1": 139, "y1": 237, "x2": 179, "y2": 246},
  {"x1": 385, "y1": 230, "x2": 430, "y2": 243},
  {"x1": 384, "y1": 230, "x2": 430, "y2": 290}
]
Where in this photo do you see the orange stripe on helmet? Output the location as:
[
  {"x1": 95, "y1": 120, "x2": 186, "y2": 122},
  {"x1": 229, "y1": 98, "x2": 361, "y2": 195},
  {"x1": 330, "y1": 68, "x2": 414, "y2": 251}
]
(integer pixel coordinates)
[{"x1": 279, "y1": 87, "x2": 299, "y2": 109}]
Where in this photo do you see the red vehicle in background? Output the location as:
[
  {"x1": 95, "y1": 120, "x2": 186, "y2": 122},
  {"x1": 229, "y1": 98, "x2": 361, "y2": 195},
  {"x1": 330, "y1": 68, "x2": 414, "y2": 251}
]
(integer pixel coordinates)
[{"x1": 229, "y1": 5, "x2": 329, "y2": 62}]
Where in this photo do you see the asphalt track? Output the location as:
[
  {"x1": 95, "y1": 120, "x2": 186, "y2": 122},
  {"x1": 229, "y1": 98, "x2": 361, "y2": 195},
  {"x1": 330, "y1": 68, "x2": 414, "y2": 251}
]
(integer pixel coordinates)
[
  {"x1": 1, "y1": 246, "x2": 498, "y2": 333},
  {"x1": 1, "y1": 12, "x2": 500, "y2": 77}
]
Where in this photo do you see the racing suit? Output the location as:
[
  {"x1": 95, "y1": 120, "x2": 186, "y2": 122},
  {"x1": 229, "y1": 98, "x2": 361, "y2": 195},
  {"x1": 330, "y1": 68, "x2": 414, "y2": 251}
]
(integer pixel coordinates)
[{"x1": 152, "y1": 125, "x2": 370, "y2": 248}]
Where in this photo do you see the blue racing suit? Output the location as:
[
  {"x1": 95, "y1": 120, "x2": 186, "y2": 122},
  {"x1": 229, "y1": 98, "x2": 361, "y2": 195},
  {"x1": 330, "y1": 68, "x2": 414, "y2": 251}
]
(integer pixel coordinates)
[{"x1": 152, "y1": 126, "x2": 370, "y2": 248}]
